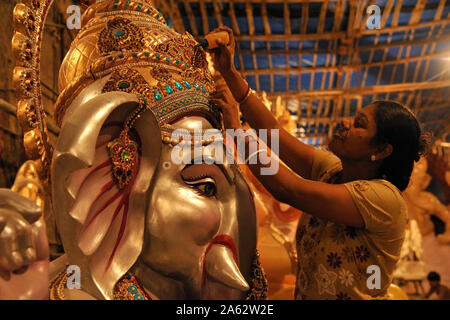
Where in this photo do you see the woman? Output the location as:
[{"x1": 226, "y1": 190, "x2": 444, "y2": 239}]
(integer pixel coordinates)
[{"x1": 209, "y1": 27, "x2": 428, "y2": 299}]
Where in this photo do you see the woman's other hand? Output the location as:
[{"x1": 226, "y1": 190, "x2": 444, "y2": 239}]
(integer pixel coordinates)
[
  {"x1": 210, "y1": 75, "x2": 241, "y2": 130},
  {"x1": 208, "y1": 26, "x2": 236, "y2": 75}
]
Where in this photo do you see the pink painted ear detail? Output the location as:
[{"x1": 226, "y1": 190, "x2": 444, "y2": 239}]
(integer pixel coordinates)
[{"x1": 67, "y1": 134, "x2": 113, "y2": 224}]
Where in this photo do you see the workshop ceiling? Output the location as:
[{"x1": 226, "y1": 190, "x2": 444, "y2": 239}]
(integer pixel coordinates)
[{"x1": 154, "y1": 0, "x2": 450, "y2": 145}]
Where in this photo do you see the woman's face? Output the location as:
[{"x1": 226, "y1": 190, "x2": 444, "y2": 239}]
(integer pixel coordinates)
[{"x1": 328, "y1": 104, "x2": 381, "y2": 162}]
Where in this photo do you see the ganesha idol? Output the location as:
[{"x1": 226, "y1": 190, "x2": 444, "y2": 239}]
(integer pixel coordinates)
[{"x1": 0, "y1": 0, "x2": 267, "y2": 300}]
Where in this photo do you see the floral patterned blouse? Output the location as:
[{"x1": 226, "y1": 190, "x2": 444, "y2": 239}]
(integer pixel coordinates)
[{"x1": 295, "y1": 149, "x2": 408, "y2": 300}]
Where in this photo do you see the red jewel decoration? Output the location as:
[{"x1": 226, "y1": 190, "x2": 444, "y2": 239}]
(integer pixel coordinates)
[{"x1": 107, "y1": 131, "x2": 139, "y2": 189}]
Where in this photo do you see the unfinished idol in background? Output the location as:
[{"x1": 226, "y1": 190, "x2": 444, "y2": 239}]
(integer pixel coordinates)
[{"x1": 0, "y1": 0, "x2": 266, "y2": 300}]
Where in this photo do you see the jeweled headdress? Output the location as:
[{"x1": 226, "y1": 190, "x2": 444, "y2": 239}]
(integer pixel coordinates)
[
  {"x1": 56, "y1": 0, "x2": 219, "y2": 127},
  {"x1": 13, "y1": 0, "x2": 221, "y2": 186},
  {"x1": 13, "y1": 0, "x2": 55, "y2": 185}
]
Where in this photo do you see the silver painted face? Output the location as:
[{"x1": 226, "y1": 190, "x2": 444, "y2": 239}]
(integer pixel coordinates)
[
  {"x1": 52, "y1": 83, "x2": 257, "y2": 300},
  {"x1": 138, "y1": 117, "x2": 254, "y2": 299}
]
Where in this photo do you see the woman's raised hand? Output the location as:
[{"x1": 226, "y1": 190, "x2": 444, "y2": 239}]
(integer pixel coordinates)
[
  {"x1": 208, "y1": 26, "x2": 236, "y2": 75},
  {"x1": 210, "y1": 75, "x2": 241, "y2": 130}
]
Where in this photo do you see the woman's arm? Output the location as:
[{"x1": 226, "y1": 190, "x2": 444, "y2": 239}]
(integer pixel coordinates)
[
  {"x1": 251, "y1": 149, "x2": 364, "y2": 228},
  {"x1": 210, "y1": 94, "x2": 364, "y2": 228},
  {"x1": 209, "y1": 27, "x2": 315, "y2": 179},
  {"x1": 223, "y1": 70, "x2": 316, "y2": 180}
]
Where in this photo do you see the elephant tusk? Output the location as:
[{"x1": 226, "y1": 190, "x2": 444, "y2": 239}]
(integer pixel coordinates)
[{"x1": 204, "y1": 245, "x2": 250, "y2": 291}]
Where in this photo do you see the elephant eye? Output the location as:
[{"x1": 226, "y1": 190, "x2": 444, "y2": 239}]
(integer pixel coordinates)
[
  {"x1": 191, "y1": 180, "x2": 217, "y2": 198},
  {"x1": 181, "y1": 163, "x2": 227, "y2": 198}
]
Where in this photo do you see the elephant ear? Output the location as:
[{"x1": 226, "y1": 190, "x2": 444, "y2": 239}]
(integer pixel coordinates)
[
  {"x1": 52, "y1": 91, "x2": 162, "y2": 299},
  {"x1": 232, "y1": 165, "x2": 258, "y2": 285}
]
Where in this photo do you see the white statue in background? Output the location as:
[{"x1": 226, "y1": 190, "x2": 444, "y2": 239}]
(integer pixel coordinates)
[{"x1": 403, "y1": 157, "x2": 450, "y2": 244}]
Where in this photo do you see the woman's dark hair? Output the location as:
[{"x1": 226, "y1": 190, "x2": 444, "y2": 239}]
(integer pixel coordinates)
[
  {"x1": 371, "y1": 100, "x2": 429, "y2": 191},
  {"x1": 427, "y1": 271, "x2": 440, "y2": 282}
]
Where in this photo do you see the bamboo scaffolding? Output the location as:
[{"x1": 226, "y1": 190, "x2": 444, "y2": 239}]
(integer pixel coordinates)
[
  {"x1": 284, "y1": 0, "x2": 290, "y2": 93},
  {"x1": 182, "y1": 0, "x2": 198, "y2": 36},
  {"x1": 212, "y1": 0, "x2": 223, "y2": 27},
  {"x1": 374, "y1": 0, "x2": 395, "y2": 87},
  {"x1": 199, "y1": 0, "x2": 209, "y2": 34},
  {"x1": 235, "y1": 32, "x2": 450, "y2": 55},
  {"x1": 245, "y1": 1, "x2": 259, "y2": 91},
  {"x1": 266, "y1": 79, "x2": 450, "y2": 99},
  {"x1": 228, "y1": 0, "x2": 241, "y2": 35},
  {"x1": 169, "y1": 0, "x2": 185, "y2": 33},
  {"x1": 153, "y1": 0, "x2": 450, "y2": 143}
]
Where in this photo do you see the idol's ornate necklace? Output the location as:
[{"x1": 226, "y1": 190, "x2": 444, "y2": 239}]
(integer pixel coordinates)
[
  {"x1": 49, "y1": 250, "x2": 267, "y2": 300},
  {"x1": 49, "y1": 270, "x2": 151, "y2": 300}
]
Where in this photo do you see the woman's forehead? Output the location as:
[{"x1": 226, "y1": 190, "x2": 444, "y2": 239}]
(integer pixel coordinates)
[
  {"x1": 362, "y1": 104, "x2": 376, "y2": 113},
  {"x1": 360, "y1": 104, "x2": 377, "y2": 119},
  {"x1": 358, "y1": 104, "x2": 378, "y2": 132}
]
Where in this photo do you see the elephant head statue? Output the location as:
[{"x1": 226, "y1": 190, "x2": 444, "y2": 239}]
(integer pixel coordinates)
[{"x1": 46, "y1": 0, "x2": 265, "y2": 300}]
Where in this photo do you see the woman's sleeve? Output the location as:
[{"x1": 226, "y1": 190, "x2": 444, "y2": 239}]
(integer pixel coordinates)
[
  {"x1": 343, "y1": 180, "x2": 408, "y2": 237},
  {"x1": 310, "y1": 148, "x2": 341, "y2": 181}
]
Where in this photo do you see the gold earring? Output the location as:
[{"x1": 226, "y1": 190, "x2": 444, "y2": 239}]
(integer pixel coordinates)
[{"x1": 371, "y1": 155, "x2": 376, "y2": 161}]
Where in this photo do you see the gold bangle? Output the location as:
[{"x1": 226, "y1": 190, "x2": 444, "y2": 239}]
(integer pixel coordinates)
[
  {"x1": 239, "y1": 89, "x2": 254, "y2": 105},
  {"x1": 236, "y1": 83, "x2": 251, "y2": 104},
  {"x1": 238, "y1": 86, "x2": 255, "y2": 105}
]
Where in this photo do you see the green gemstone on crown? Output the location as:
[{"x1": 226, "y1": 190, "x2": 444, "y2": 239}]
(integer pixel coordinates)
[
  {"x1": 184, "y1": 81, "x2": 191, "y2": 89},
  {"x1": 114, "y1": 29, "x2": 125, "y2": 37},
  {"x1": 201, "y1": 86, "x2": 206, "y2": 93},
  {"x1": 154, "y1": 90, "x2": 162, "y2": 100},
  {"x1": 155, "y1": 54, "x2": 161, "y2": 59},
  {"x1": 194, "y1": 82, "x2": 200, "y2": 90},
  {"x1": 176, "y1": 59, "x2": 180, "y2": 64},
  {"x1": 166, "y1": 85, "x2": 173, "y2": 94},
  {"x1": 166, "y1": 57, "x2": 171, "y2": 62},
  {"x1": 174, "y1": 82, "x2": 183, "y2": 90}
]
